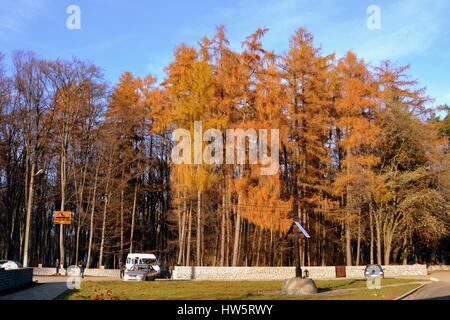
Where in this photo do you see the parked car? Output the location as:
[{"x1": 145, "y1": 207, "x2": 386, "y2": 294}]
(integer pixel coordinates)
[
  {"x1": 0, "y1": 260, "x2": 23, "y2": 270},
  {"x1": 123, "y1": 253, "x2": 160, "y2": 281},
  {"x1": 364, "y1": 264, "x2": 384, "y2": 278}
]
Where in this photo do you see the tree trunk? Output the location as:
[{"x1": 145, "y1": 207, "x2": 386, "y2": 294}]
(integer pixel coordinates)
[
  {"x1": 356, "y1": 209, "x2": 361, "y2": 266},
  {"x1": 375, "y1": 214, "x2": 382, "y2": 265},
  {"x1": 59, "y1": 149, "x2": 66, "y2": 267},
  {"x1": 186, "y1": 206, "x2": 192, "y2": 266},
  {"x1": 120, "y1": 188, "x2": 124, "y2": 260},
  {"x1": 87, "y1": 162, "x2": 99, "y2": 268},
  {"x1": 256, "y1": 227, "x2": 262, "y2": 266},
  {"x1": 177, "y1": 197, "x2": 186, "y2": 265},
  {"x1": 75, "y1": 214, "x2": 81, "y2": 264},
  {"x1": 74, "y1": 160, "x2": 87, "y2": 265},
  {"x1": 345, "y1": 220, "x2": 352, "y2": 266},
  {"x1": 402, "y1": 233, "x2": 409, "y2": 265},
  {"x1": 196, "y1": 190, "x2": 202, "y2": 266},
  {"x1": 232, "y1": 196, "x2": 241, "y2": 266},
  {"x1": 369, "y1": 209, "x2": 374, "y2": 264},
  {"x1": 219, "y1": 192, "x2": 226, "y2": 266},
  {"x1": 23, "y1": 162, "x2": 35, "y2": 267},
  {"x1": 99, "y1": 157, "x2": 112, "y2": 268},
  {"x1": 129, "y1": 183, "x2": 138, "y2": 254},
  {"x1": 384, "y1": 230, "x2": 393, "y2": 265},
  {"x1": 384, "y1": 241, "x2": 392, "y2": 265},
  {"x1": 226, "y1": 207, "x2": 230, "y2": 266},
  {"x1": 321, "y1": 222, "x2": 326, "y2": 266}
]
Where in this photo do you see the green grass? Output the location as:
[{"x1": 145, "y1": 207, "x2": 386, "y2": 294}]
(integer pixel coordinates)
[
  {"x1": 58, "y1": 278, "x2": 423, "y2": 300},
  {"x1": 58, "y1": 281, "x2": 282, "y2": 300},
  {"x1": 251, "y1": 283, "x2": 421, "y2": 300}
]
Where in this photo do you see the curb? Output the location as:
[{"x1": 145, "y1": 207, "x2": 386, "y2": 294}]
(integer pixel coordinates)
[{"x1": 394, "y1": 283, "x2": 427, "y2": 300}]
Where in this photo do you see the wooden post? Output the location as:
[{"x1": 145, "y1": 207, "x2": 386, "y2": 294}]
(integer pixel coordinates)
[{"x1": 294, "y1": 229, "x2": 302, "y2": 278}]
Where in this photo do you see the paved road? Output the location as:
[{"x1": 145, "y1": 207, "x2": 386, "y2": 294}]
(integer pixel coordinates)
[
  {"x1": 407, "y1": 271, "x2": 450, "y2": 300},
  {"x1": 0, "y1": 282, "x2": 67, "y2": 300},
  {"x1": 0, "y1": 275, "x2": 119, "y2": 300}
]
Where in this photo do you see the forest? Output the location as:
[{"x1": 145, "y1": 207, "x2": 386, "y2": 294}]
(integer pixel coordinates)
[{"x1": 0, "y1": 26, "x2": 449, "y2": 269}]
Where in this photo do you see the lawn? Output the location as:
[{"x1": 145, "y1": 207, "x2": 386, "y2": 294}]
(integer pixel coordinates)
[{"x1": 58, "y1": 278, "x2": 424, "y2": 300}]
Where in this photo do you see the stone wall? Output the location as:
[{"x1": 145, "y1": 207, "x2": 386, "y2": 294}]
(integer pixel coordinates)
[
  {"x1": 428, "y1": 265, "x2": 450, "y2": 272},
  {"x1": 301, "y1": 266, "x2": 336, "y2": 279},
  {"x1": 382, "y1": 264, "x2": 428, "y2": 277},
  {"x1": 33, "y1": 267, "x2": 120, "y2": 277},
  {"x1": 0, "y1": 268, "x2": 33, "y2": 292},
  {"x1": 32, "y1": 264, "x2": 427, "y2": 280},
  {"x1": 172, "y1": 267, "x2": 296, "y2": 280},
  {"x1": 172, "y1": 264, "x2": 427, "y2": 280}
]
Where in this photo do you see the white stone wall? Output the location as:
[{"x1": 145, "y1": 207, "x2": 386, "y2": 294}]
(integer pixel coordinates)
[
  {"x1": 345, "y1": 266, "x2": 366, "y2": 278},
  {"x1": 302, "y1": 266, "x2": 336, "y2": 279},
  {"x1": 172, "y1": 266, "x2": 336, "y2": 280},
  {"x1": 33, "y1": 267, "x2": 56, "y2": 276},
  {"x1": 33, "y1": 264, "x2": 427, "y2": 280},
  {"x1": 33, "y1": 267, "x2": 120, "y2": 277},
  {"x1": 382, "y1": 264, "x2": 427, "y2": 276},
  {"x1": 346, "y1": 264, "x2": 427, "y2": 278},
  {"x1": 345, "y1": 265, "x2": 428, "y2": 278},
  {"x1": 172, "y1": 265, "x2": 427, "y2": 280},
  {"x1": 428, "y1": 265, "x2": 450, "y2": 272},
  {"x1": 173, "y1": 267, "x2": 296, "y2": 280}
]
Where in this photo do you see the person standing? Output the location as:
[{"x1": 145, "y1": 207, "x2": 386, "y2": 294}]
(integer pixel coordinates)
[
  {"x1": 55, "y1": 259, "x2": 60, "y2": 275},
  {"x1": 119, "y1": 259, "x2": 125, "y2": 279}
]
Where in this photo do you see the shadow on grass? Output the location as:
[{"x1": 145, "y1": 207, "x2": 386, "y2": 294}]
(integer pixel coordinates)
[{"x1": 316, "y1": 279, "x2": 361, "y2": 292}]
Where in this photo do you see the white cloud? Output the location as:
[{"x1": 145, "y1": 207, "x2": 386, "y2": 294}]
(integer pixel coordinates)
[
  {"x1": 324, "y1": 0, "x2": 448, "y2": 62},
  {"x1": 209, "y1": 0, "x2": 448, "y2": 64}
]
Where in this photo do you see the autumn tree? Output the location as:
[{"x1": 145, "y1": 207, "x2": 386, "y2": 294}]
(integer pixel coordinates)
[
  {"x1": 282, "y1": 28, "x2": 335, "y2": 266},
  {"x1": 332, "y1": 52, "x2": 380, "y2": 266},
  {"x1": 374, "y1": 61, "x2": 450, "y2": 264}
]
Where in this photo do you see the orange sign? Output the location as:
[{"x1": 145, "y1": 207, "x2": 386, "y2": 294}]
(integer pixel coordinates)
[{"x1": 53, "y1": 211, "x2": 72, "y2": 225}]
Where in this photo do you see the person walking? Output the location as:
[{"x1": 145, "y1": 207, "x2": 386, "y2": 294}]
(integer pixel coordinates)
[
  {"x1": 79, "y1": 260, "x2": 86, "y2": 279},
  {"x1": 119, "y1": 259, "x2": 125, "y2": 279}
]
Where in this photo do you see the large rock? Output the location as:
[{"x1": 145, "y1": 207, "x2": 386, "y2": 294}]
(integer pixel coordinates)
[{"x1": 281, "y1": 277, "x2": 318, "y2": 296}]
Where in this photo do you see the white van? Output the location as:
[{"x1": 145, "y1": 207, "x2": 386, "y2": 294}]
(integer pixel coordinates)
[{"x1": 124, "y1": 253, "x2": 160, "y2": 281}]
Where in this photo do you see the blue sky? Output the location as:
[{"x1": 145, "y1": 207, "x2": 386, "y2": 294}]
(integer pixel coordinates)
[{"x1": 1, "y1": 0, "x2": 449, "y2": 106}]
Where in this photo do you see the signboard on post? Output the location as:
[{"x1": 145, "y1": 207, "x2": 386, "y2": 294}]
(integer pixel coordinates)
[
  {"x1": 282, "y1": 220, "x2": 311, "y2": 278},
  {"x1": 294, "y1": 221, "x2": 311, "y2": 238},
  {"x1": 53, "y1": 211, "x2": 72, "y2": 225}
]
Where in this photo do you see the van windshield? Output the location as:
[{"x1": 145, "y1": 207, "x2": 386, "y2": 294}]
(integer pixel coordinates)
[{"x1": 140, "y1": 258, "x2": 157, "y2": 265}]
